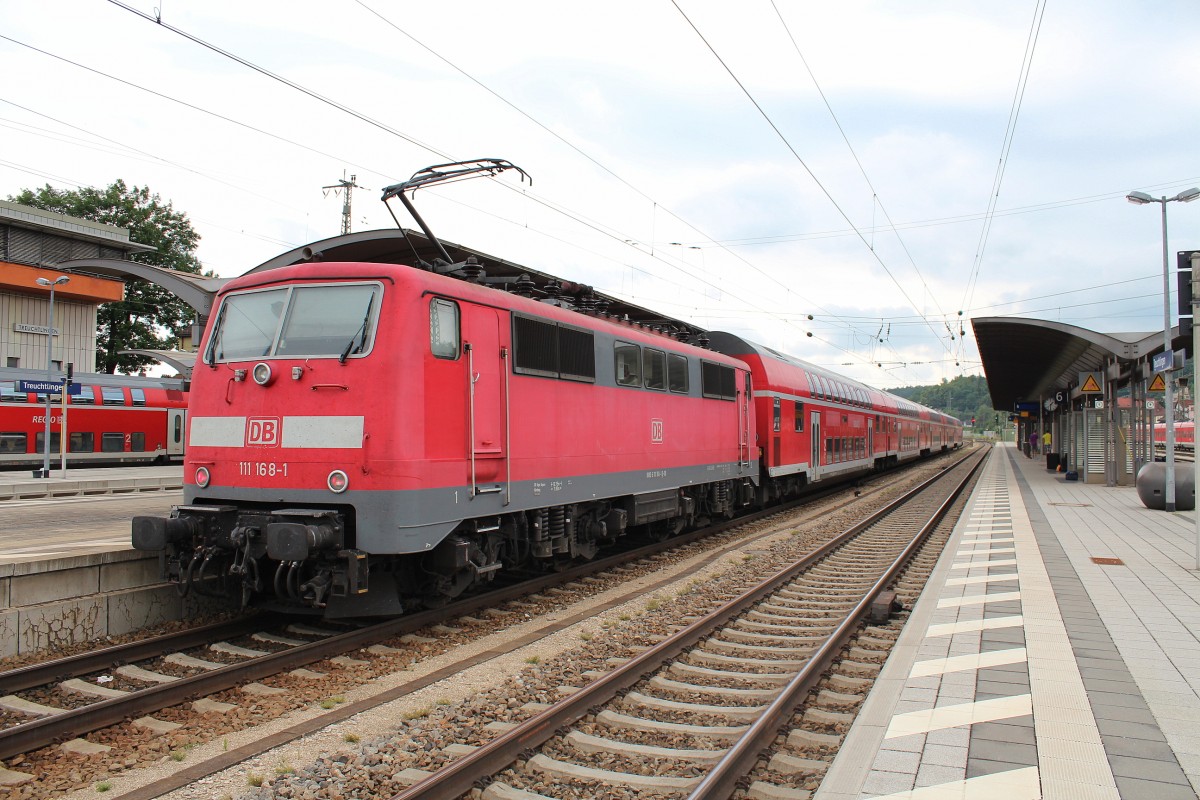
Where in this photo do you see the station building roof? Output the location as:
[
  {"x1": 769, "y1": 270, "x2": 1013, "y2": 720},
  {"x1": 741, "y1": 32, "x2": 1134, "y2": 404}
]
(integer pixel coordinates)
[{"x1": 971, "y1": 316, "x2": 1185, "y2": 409}]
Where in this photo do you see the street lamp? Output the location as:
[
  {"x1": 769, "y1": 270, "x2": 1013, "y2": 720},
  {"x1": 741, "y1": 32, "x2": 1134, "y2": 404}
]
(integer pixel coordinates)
[
  {"x1": 1127, "y1": 188, "x2": 1200, "y2": 511},
  {"x1": 35, "y1": 275, "x2": 69, "y2": 479}
]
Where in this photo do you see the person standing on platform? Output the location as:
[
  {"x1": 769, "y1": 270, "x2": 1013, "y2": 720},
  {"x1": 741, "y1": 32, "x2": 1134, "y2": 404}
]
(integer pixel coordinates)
[{"x1": 1043, "y1": 430, "x2": 1052, "y2": 452}]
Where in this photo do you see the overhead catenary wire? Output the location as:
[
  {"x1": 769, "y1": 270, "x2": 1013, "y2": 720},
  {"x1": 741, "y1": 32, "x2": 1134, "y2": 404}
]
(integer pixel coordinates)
[{"x1": 669, "y1": 0, "x2": 954, "y2": 364}]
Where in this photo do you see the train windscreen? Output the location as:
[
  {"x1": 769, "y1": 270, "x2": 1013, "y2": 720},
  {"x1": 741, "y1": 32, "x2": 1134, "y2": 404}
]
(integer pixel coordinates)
[{"x1": 207, "y1": 283, "x2": 380, "y2": 362}]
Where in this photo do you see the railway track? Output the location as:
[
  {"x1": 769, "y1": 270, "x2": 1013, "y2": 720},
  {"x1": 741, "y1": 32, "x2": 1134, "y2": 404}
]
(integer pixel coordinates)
[
  {"x1": 379, "y1": 447, "x2": 987, "y2": 799},
  {"x1": 0, "y1": 449, "x2": 976, "y2": 796},
  {"x1": 0, "y1": 457, "x2": 921, "y2": 776}
]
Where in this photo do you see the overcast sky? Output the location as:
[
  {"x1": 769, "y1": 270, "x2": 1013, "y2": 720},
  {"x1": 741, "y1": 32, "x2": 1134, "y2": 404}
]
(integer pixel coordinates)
[{"x1": 3, "y1": 0, "x2": 1198, "y2": 389}]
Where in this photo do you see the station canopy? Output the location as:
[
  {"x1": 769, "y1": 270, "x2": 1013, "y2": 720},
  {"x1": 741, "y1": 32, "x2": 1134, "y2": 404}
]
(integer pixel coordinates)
[{"x1": 970, "y1": 316, "x2": 1183, "y2": 410}]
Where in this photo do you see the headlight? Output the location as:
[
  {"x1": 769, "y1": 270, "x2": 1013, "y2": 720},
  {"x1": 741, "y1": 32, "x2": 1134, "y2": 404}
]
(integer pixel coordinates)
[
  {"x1": 195, "y1": 466, "x2": 211, "y2": 488},
  {"x1": 327, "y1": 470, "x2": 348, "y2": 493},
  {"x1": 252, "y1": 362, "x2": 274, "y2": 386}
]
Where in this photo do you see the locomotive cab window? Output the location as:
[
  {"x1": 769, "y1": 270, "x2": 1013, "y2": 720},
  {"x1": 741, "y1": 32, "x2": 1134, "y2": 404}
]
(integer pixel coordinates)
[
  {"x1": 430, "y1": 298, "x2": 460, "y2": 359},
  {"x1": 643, "y1": 349, "x2": 666, "y2": 390},
  {"x1": 615, "y1": 343, "x2": 641, "y2": 387},
  {"x1": 668, "y1": 354, "x2": 689, "y2": 393},
  {"x1": 207, "y1": 282, "x2": 381, "y2": 362}
]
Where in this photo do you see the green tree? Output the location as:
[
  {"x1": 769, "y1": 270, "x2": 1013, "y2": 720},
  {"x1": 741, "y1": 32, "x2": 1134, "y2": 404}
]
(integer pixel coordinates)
[
  {"x1": 9, "y1": 180, "x2": 204, "y2": 374},
  {"x1": 891, "y1": 375, "x2": 1001, "y2": 428}
]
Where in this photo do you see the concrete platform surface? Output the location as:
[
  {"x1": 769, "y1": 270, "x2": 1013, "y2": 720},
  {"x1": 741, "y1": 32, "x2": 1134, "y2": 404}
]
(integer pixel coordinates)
[
  {"x1": 0, "y1": 465, "x2": 182, "y2": 501},
  {"x1": 818, "y1": 443, "x2": 1200, "y2": 800}
]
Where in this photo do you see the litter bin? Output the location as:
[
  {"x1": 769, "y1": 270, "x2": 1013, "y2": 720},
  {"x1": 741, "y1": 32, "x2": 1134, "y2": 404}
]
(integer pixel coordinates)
[{"x1": 1045, "y1": 452, "x2": 1060, "y2": 471}]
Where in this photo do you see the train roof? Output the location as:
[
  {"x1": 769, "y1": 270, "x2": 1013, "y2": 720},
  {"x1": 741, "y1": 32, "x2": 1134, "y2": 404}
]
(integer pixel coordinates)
[
  {"x1": 706, "y1": 332, "x2": 960, "y2": 425},
  {"x1": 0, "y1": 365, "x2": 186, "y2": 391}
]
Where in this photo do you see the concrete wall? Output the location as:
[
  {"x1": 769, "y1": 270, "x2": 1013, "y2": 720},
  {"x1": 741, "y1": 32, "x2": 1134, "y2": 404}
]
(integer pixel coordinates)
[{"x1": 0, "y1": 550, "x2": 232, "y2": 657}]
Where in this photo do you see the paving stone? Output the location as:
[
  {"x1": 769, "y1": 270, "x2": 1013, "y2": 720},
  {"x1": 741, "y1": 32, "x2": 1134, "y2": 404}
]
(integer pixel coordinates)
[
  {"x1": 1095, "y1": 718, "x2": 1168, "y2": 742},
  {"x1": 1106, "y1": 754, "x2": 1191, "y2": 784},
  {"x1": 1113, "y1": 776, "x2": 1200, "y2": 800},
  {"x1": 1099, "y1": 735, "x2": 1178, "y2": 761},
  {"x1": 968, "y1": 738, "x2": 1038, "y2": 766}
]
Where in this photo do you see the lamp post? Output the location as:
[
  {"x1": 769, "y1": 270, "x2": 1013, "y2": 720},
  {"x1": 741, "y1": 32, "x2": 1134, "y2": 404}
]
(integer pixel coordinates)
[
  {"x1": 1127, "y1": 188, "x2": 1200, "y2": 512},
  {"x1": 35, "y1": 275, "x2": 69, "y2": 479}
]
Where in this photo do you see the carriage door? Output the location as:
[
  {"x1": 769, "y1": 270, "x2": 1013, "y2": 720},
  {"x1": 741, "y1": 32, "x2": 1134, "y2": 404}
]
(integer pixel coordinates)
[
  {"x1": 740, "y1": 372, "x2": 752, "y2": 468},
  {"x1": 809, "y1": 411, "x2": 822, "y2": 480},
  {"x1": 167, "y1": 410, "x2": 186, "y2": 456},
  {"x1": 462, "y1": 306, "x2": 508, "y2": 501}
]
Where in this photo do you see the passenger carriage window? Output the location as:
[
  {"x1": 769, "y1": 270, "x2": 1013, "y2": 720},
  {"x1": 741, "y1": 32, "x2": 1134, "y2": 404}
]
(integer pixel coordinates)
[
  {"x1": 101, "y1": 386, "x2": 125, "y2": 405},
  {"x1": 430, "y1": 298, "x2": 461, "y2": 359},
  {"x1": 615, "y1": 343, "x2": 641, "y2": 387},
  {"x1": 773, "y1": 397, "x2": 781, "y2": 432},
  {"x1": 0, "y1": 432, "x2": 27, "y2": 453},
  {"x1": 35, "y1": 432, "x2": 60, "y2": 453},
  {"x1": 643, "y1": 349, "x2": 666, "y2": 390},
  {"x1": 668, "y1": 354, "x2": 689, "y2": 393},
  {"x1": 131, "y1": 432, "x2": 146, "y2": 452},
  {"x1": 101, "y1": 433, "x2": 124, "y2": 453},
  {"x1": 794, "y1": 401, "x2": 804, "y2": 432},
  {"x1": 70, "y1": 432, "x2": 94, "y2": 452},
  {"x1": 72, "y1": 386, "x2": 95, "y2": 404},
  {"x1": 130, "y1": 388, "x2": 146, "y2": 406}
]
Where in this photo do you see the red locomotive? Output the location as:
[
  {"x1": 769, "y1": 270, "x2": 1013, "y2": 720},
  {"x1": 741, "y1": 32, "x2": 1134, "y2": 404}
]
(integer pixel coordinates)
[
  {"x1": 0, "y1": 367, "x2": 187, "y2": 468},
  {"x1": 133, "y1": 160, "x2": 960, "y2": 616}
]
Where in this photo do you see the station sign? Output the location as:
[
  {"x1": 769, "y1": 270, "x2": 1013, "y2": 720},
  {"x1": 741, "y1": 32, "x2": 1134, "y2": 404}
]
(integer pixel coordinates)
[
  {"x1": 1014, "y1": 401, "x2": 1040, "y2": 413},
  {"x1": 13, "y1": 323, "x2": 59, "y2": 335},
  {"x1": 1152, "y1": 351, "x2": 1174, "y2": 373},
  {"x1": 17, "y1": 380, "x2": 81, "y2": 395}
]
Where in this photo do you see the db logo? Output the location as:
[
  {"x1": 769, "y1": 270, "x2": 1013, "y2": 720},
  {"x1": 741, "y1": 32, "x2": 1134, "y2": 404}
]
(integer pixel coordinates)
[
  {"x1": 650, "y1": 418, "x2": 663, "y2": 444},
  {"x1": 246, "y1": 417, "x2": 280, "y2": 447}
]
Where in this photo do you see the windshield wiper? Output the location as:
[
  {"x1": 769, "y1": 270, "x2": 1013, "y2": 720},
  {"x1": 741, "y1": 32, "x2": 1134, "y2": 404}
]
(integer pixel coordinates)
[{"x1": 339, "y1": 294, "x2": 375, "y2": 364}]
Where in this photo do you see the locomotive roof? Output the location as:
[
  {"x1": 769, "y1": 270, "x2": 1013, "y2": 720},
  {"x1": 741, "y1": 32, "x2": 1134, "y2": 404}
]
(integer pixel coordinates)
[{"x1": 244, "y1": 228, "x2": 706, "y2": 343}]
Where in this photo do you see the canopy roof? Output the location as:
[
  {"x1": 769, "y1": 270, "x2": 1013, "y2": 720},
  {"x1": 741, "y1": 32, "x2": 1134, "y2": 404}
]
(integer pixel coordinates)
[{"x1": 971, "y1": 316, "x2": 1183, "y2": 409}]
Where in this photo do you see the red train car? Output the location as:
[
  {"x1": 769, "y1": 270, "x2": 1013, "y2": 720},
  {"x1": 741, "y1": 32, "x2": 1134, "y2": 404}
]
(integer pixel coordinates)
[
  {"x1": 1153, "y1": 421, "x2": 1195, "y2": 451},
  {"x1": 0, "y1": 367, "x2": 187, "y2": 468},
  {"x1": 135, "y1": 261, "x2": 759, "y2": 615},
  {"x1": 708, "y1": 334, "x2": 962, "y2": 505}
]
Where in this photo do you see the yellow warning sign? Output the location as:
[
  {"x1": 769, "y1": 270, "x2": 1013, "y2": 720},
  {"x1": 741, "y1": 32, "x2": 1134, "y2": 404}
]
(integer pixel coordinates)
[
  {"x1": 1149, "y1": 372, "x2": 1167, "y2": 392},
  {"x1": 1080, "y1": 373, "x2": 1103, "y2": 393}
]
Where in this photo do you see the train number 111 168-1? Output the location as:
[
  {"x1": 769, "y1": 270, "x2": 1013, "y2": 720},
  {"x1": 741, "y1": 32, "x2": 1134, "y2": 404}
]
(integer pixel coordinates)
[{"x1": 238, "y1": 461, "x2": 288, "y2": 477}]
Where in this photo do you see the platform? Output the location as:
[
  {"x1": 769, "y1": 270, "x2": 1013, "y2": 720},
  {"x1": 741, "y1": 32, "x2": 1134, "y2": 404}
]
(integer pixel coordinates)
[
  {"x1": 0, "y1": 464, "x2": 182, "y2": 501},
  {"x1": 818, "y1": 442, "x2": 1200, "y2": 799}
]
